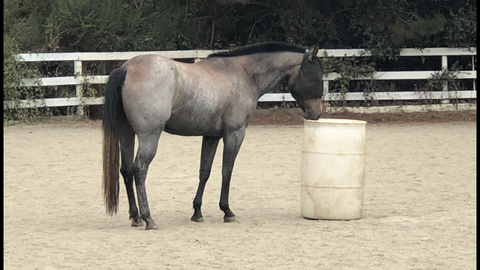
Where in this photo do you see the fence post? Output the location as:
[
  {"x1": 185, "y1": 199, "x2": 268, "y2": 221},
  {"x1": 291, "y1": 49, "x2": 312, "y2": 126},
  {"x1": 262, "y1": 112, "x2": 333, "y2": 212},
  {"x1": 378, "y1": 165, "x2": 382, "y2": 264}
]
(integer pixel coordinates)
[
  {"x1": 74, "y1": 60, "x2": 84, "y2": 115},
  {"x1": 473, "y1": 55, "x2": 476, "y2": 92},
  {"x1": 440, "y1": 55, "x2": 449, "y2": 104},
  {"x1": 323, "y1": 80, "x2": 330, "y2": 111}
]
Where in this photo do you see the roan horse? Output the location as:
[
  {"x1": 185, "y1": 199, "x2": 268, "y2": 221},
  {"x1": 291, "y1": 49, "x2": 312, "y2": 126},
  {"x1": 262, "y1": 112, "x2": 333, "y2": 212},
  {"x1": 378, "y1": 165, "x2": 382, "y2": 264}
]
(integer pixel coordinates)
[{"x1": 102, "y1": 42, "x2": 324, "y2": 230}]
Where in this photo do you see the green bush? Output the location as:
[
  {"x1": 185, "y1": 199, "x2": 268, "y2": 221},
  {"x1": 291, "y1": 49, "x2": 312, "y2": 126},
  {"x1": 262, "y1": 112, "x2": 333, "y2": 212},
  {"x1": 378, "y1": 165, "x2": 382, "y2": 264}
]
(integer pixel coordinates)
[{"x1": 3, "y1": 35, "x2": 45, "y2": 124}]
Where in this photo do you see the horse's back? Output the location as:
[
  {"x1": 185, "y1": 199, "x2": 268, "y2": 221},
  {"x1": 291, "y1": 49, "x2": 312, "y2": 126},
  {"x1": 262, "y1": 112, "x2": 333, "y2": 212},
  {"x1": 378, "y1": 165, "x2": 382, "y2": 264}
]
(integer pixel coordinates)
[{"x1": 122, "y1": 54, "x2": 179, "y2": 83}]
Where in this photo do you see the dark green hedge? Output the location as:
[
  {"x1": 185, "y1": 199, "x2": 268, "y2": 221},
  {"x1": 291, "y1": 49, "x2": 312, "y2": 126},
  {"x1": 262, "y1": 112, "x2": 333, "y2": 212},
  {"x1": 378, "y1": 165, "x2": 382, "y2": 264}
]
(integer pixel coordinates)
[{"x1": 4, "y1": 0, "x2": 476, "y2": 53}]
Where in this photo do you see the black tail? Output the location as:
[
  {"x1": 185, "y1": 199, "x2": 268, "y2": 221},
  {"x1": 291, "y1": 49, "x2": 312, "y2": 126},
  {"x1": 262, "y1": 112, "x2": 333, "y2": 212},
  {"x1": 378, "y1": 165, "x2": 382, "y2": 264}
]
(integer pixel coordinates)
[{"x1": 102, "y1": 67, "x2": 127, "y2": 215}]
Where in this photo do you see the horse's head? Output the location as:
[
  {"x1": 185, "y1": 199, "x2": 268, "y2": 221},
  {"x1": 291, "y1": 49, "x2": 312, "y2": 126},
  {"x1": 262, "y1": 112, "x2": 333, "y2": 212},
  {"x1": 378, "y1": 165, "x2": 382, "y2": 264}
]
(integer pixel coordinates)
[{"x1": 289, "y1": 45, "x2": 323, "y2": 120}]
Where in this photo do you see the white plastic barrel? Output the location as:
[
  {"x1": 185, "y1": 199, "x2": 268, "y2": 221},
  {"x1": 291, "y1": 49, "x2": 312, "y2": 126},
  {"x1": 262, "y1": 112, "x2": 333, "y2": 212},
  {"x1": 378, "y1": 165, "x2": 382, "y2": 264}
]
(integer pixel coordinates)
[{"x1": 300, "y1": 118, "x2": 367, "y2": 220}]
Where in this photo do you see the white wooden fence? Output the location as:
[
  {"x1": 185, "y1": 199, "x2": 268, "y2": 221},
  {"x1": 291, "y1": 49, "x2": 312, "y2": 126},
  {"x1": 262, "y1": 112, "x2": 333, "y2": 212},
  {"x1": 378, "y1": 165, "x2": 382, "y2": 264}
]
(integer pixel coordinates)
[{"x1": 9, "y1": 47, "x2": 477, "y2": 114}]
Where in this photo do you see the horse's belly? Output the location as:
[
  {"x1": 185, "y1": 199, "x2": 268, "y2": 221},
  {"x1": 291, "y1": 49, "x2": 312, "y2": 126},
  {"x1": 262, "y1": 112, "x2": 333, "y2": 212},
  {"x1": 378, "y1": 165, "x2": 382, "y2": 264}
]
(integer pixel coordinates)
[{"x1": 164, "y1": 114, "x2": 223, "y2": 137}]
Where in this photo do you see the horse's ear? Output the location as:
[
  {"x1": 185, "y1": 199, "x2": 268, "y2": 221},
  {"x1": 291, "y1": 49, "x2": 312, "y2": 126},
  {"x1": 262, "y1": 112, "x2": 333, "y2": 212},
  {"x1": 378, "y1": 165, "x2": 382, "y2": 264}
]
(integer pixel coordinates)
[{"x1": 307, "y1": 44, "x2": 319, "y2": 62}]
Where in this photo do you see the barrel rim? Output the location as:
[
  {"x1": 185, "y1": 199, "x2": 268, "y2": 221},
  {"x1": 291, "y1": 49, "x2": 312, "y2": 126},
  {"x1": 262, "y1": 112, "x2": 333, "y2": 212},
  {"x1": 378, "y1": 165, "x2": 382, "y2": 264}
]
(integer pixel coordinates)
[{"x1": 304, "y1": 118, "x2": 367, "y2": 125}]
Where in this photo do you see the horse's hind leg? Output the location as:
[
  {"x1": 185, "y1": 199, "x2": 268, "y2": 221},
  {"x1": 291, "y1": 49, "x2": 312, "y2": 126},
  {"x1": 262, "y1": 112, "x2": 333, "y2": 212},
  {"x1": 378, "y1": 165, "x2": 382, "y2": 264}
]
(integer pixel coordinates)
[
  {"x1": 119, "y1": 124, "x2": 143, "y2": 227},
  {"x1": 191, "y1": 136, "x2": 221, "y2": 222},
  {"x1": 133, "y1": 129, "x2": 163, "y2": 230}
]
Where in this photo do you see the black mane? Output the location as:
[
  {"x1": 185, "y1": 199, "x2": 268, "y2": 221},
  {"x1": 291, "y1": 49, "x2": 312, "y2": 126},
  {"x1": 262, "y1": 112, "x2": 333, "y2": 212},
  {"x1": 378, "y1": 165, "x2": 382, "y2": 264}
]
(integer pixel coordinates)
[{"x1": 207, "y1": 42, "x2": 307, "y2": 58}]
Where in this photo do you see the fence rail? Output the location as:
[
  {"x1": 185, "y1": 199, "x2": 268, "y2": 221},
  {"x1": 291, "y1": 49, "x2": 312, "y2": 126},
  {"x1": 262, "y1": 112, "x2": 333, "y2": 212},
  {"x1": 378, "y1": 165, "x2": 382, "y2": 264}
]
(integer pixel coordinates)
[{"x1": 7, "y1": 47, "x2": 477, "y2": 113}]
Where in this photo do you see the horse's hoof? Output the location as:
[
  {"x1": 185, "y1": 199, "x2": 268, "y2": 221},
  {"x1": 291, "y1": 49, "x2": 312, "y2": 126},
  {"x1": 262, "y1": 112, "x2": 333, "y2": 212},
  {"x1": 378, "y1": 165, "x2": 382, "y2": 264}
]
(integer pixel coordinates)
[
  {"x1": 223, "y1": 216, "x2": 236, "y2": 223},
  {"x1": 130, "y1": 217, "x2": 143, "y2": 227},
  {"x1": 191, "y1": 216, "x2": 204, "y2": 222},
  {"x1": 145, "y1": 224, "x2": 159, "y2": 230}
]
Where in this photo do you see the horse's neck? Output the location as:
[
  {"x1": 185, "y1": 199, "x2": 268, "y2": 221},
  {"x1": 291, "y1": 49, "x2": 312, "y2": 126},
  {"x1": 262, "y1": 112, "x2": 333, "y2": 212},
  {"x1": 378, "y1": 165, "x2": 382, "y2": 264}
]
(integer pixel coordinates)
[{"x1": 229, "y1": 52, "x2": 303, "y2": 98}]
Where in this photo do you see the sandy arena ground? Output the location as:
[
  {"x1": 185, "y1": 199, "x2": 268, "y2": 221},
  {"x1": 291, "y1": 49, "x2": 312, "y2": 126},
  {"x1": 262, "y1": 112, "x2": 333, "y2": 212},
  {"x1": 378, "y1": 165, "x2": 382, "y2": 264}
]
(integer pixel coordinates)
[{"x1": 4, "y1": 119, "x2": 476, "y2": 269}]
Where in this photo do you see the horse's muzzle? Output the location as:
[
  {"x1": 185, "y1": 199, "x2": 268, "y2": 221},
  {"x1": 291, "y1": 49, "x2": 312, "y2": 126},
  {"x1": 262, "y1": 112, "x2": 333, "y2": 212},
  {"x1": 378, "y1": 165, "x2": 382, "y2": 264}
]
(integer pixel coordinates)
[
  {"x1": 303, "y1": 111, "x2": 322, "y2": 120},
  {"x1": 300, "y1": 98, "x2": 323, "y2": 120}
]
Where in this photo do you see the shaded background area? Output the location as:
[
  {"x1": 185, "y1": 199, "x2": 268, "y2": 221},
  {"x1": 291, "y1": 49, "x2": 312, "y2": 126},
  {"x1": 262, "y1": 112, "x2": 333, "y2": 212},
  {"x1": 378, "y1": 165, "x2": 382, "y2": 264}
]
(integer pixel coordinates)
[{"x1": 248, "y1": 108, "x2": 476, "y2": 125}]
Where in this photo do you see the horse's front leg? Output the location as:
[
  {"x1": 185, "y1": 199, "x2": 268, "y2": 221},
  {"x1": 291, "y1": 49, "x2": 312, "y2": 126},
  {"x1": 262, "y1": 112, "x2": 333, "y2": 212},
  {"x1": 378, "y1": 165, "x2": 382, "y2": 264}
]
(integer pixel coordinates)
[
  {"x1": 133, "y1": 132, "x2": 162, "y2": 230},
  {"x1": 191, "y1": 136, "x2": 221, "y2": 222},
  {"x1": 220, "y1": 127, "x2": 246, "y2": 222}
]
